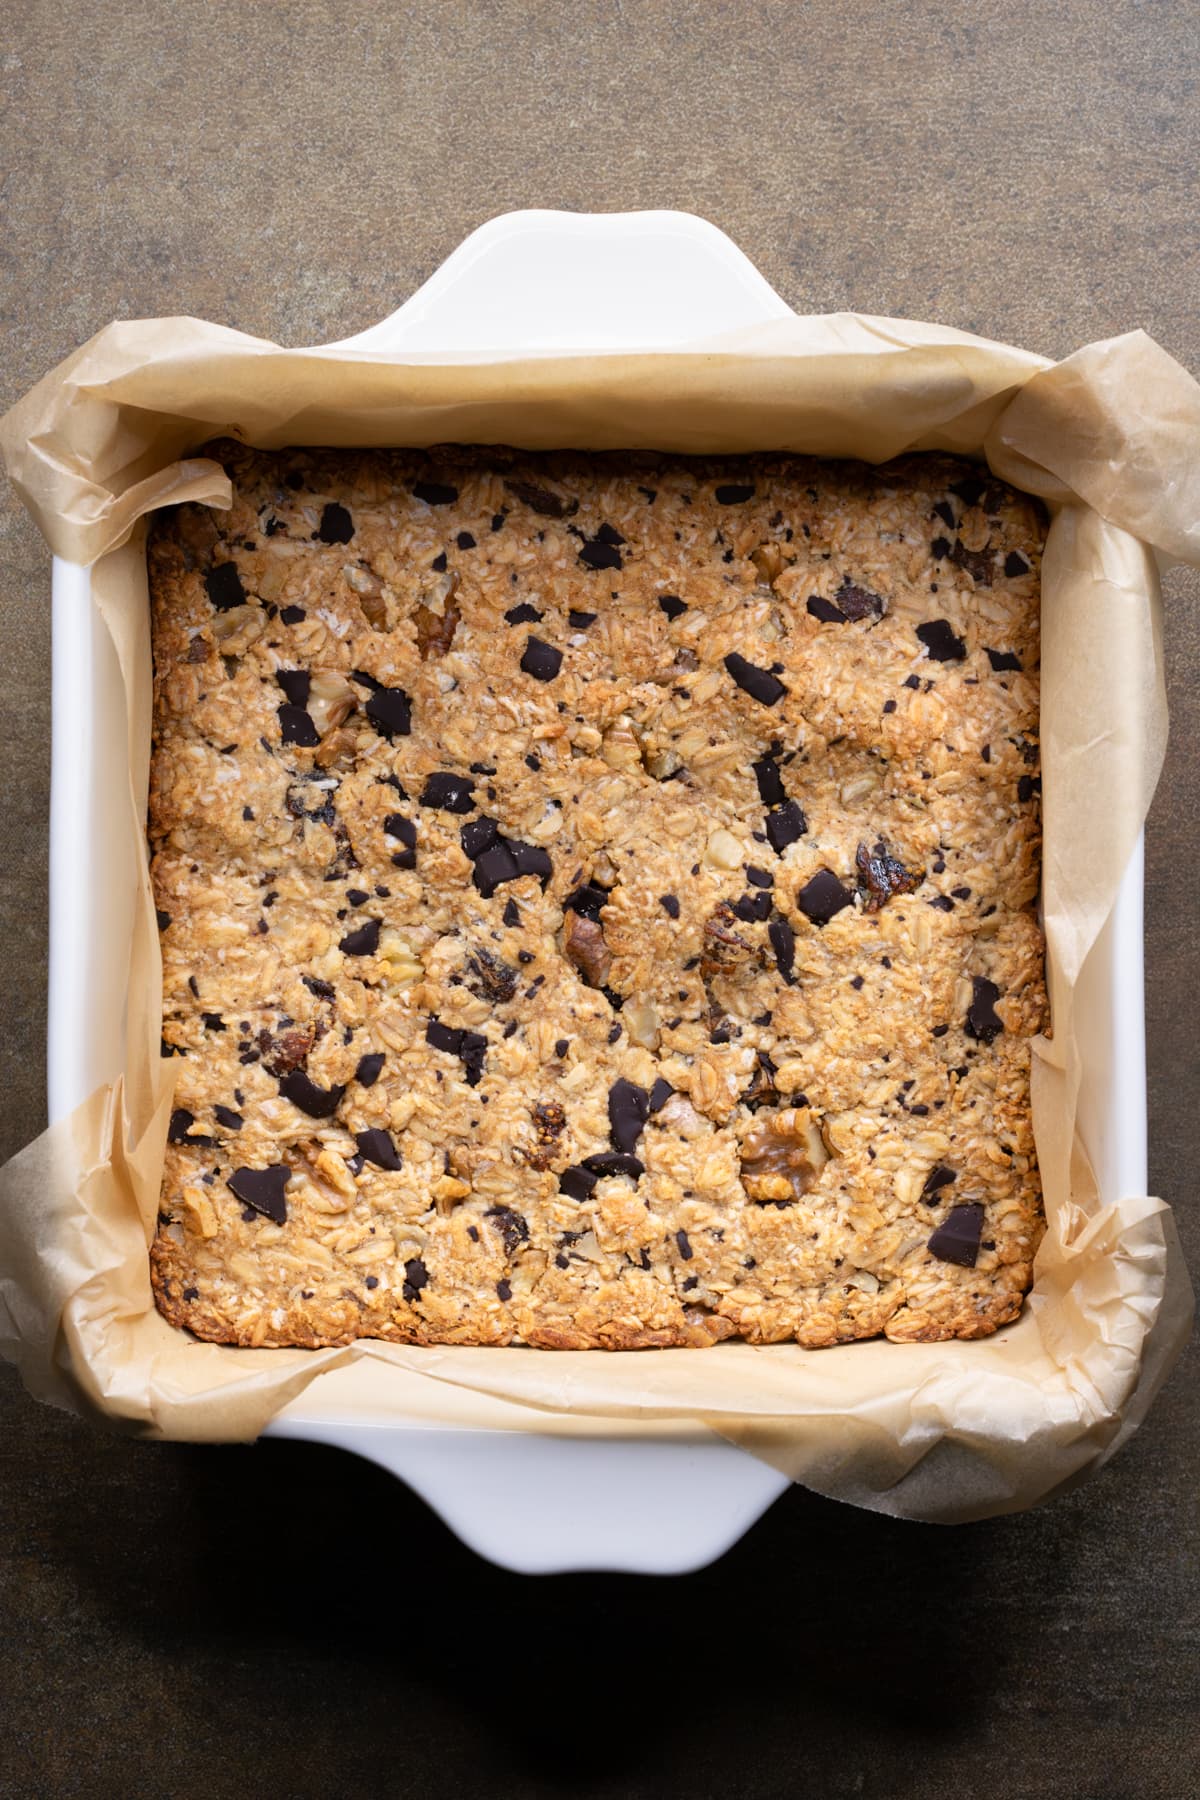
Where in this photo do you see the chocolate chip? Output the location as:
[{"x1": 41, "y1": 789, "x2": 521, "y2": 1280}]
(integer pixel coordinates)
[
  {"x1": 930, "y1": 536, "x2": 952, "y2": 560},
  {"x1": 278, "y1": 703, "x2": 320, "y2": 747},
  {"x1": 345, "y1": 888, "x2": 368, "y2": 907},
  {"x1": 456, "y1": 530, "x2": 476, "y2": 550},
  {"x1": 903, "y1": 673, "x2": 921, "y2": 690},
  {"x1": 733, "y1": 890, "x2": 773, "y2": 923},
  {"x1": 364, "y1": 686, "x2": 412, "y2": 738},
  {"x1": 648, "y1": 1078, "x2": 674, "y2": 1114},
  {"x1": 921, "y1": 1164, "x2": 958, "y2": 1199},
  {"x1": 355, "y1": 1052, "x2": 385, "y2": 1087},
  {"x1": 505, "y1": 602, "x2": 542, "y2": 624},
  {"x1": 496, "y1": 1279, "x2": 512, "y2": 1302},
  {"x1": 200, "y1": 1012, "x2": 226, "y2": 1032},
  {"x1": 520, "y1": 636, "x2": 563, "y2": 682},
  {"x1": 929, "y1": 895, "x2": 955, "y2": 912},
  {"x1": 461, "y1": 816, "x2": 499, "y2": 860},
  {"x1": 421, "y1": 771, "x2": 476, "y2": 814},
  {"x1": 501, "y1": 898, "x2": 521, "y2": 928},
  {"x1": 559, "y1": 1165, "x2": 598, "y2": 1201},
  {"x1": 472, "y1": 840, "x2": 521, "y2": 896},
  {"x1": 275, "y1": 669, "x2": 311, "y2": 707},
  {"x1": 768, "y1": 916, "x2": 795, "y2": 980},
  {"x1": 675, "y1": 1228, "x2": 694, "y2": 1259},
  {"x1": 917, "y1": 620, "x2": 967, "y2": 662},
  {"x1": 280, "y1": 605, "x2": 306, "y2": 624},
  {"x1": 965, "y1": 976, "x2": 1004, "y2": 1043},
  {"x1": 745, "y1": 866, "x2": 773, "y2": 889},
  {"x1": 658, "y1": 594, "x2": 688, "y2": 619},
  {"x1": 227, "y1": 1165, "x2": 290, "y2": 1225},
  {"x1": 430, "y1": 551, "x2": 448, "y2": 572},
  {"x1": 339, "y1": 918, "x2": 380, "y2": 956},
  {"x1": 765, "y1": 800, "x2": 806, "y2": 853},
  {"x1": 413, "y1": 480, "x2": 458, "y2": 506},
  {"x1": 1017, "y1": 774, "x2": 1035, "y2": 803},
  {"x1": 714, "y1": 484, "x2": 754, "y2": 504},
  {"x1": 204, "y1": 563, "x2": 246, "y2": 610},
  {"x1": 1004, "y1": 550, "x2": 1031, "y2": 577},
  {"x1": 279, "y1": 1070, "x2": 345, "y2": 1118},
  {"x1": 927, "y1": 1201, "x2": 984, "y2": 1267},
  {"x1": 317, "y1": 502, "x2": 354, "y2": 544},
  {"x1": 932, "y1": 1022, "x2": 949, "y2": 1037},
  {"x1": 156, "y1": 909, "x2": 171, "y2": 932},
  {"x1": 355, "y1": 1128, "x2": 402, "y2": 1170},
  {"x1": 554, "y1": 1038, "x2": 570, "y2": 1059},
  {"x1": 725, "y1": 653, "x2": 787, "y2": 706},
  {"x1": 426, "y1": 1018, "x2": 487, "y2": 1085},
  {"x1": 609, "y1": 1078, "x2": 650, "y2": 1154},
  {"x1": 579, "y1": 1152, "x2": 645, "y2": 1186},
  {"x1": 986, "y1": 648, "x2": 1023, "y2": 672},
  {"x1": 564, "y1": 882, "x2": 609, "y2": 921},
  {"x1": 797, "y1": 869, "x2": 854, "y2": 926},
  {"x1": 213, "y1": 1104, "x2": 243, "y2": 1131},
  {"x1": 752, "y1": 752, "x2": 787, "y2": 806},
  {"x1": 402, "y1": 1257, "x2": 430, "y2": 1301},
  {"x1": 578, "y1": 534, "x2": 623, "y2": 571},
  {"x1": 511, "y1": 840, "x2": 553, "y2": 883},
  {"x1": 807, "y1": 595, "x2": 845, "y2": 623},
  {"x1": 568, "y1": 610, "x2": 597, "y2": 629},
  {"x1": 659, "y1": 893, "x2": 680, "y2": 919}
]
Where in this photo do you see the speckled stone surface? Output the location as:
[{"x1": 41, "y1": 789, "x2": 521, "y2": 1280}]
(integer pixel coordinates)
[{"x1": 1, "y1": 3, "x2": 1196, "y2": 1795}]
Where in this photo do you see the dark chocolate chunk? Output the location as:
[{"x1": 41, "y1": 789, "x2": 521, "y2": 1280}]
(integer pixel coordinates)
[
  {"x1": 425, "y1": 1018, "x2": 487, "y2": 1085},
  {"x1": 559, "y1": 1165, "x2": 598, "y2": 1201},
  {"x1": 927, "y1": 1201, "x2": 985, "y2": 1267},
  {"x1": 213, "y1": 1104, "x2": 244, "y2": 1131},
  {"x1": 752, "y1": 752, "x2": 787, "y2": 806},
  {"x1": 280, "y1": 605, "x2": 306, "y2": 624},
  {"x1": 317, "y1": 502, "x2": 354, "y2": 544},
  {"x1": 648, "y1": 1077, "x2": 674, "y2": 1113},
  {"x1": 658, "y1": 593, "x2": 688, "y2": 620},
  {"x1": 505, "y1": 478, "x2": 571, "y2": 517},
  {"x1": 581, "y1": 1152, "x2": 645, "y2": 1181},
  {"x1": 485, "y1": 1206, "x2": 531, "y2": 1256},
  {"x1": 564, "y1": 882, "x2": 609, "y2": 921},
  {"x1": 279, "y1": 1070, "x2": 345, "y2": 1119},
  {"x1": 917, "y1": 619, "x2": 967, "y2": 662},
  {"x1": 472, "y1": 840, "x2": 521, "y2": 896},
  {"x1": 921, "y1": 1163, "x2": 958, "y2": 1199},
  {"x1": 275, "y1": 669, "x2": 311, "y2": 707},
  {"x1": 554, "y1": 1038, "x2": 569, "y2": 1059},
  {"x1": 928, "y1": 895, "x2": 955, "y2": 912},
  {"x1": 345, "y1": 888, "x2": 368, "y2": 907},
  {"x1": 339, "y1": 918, "x2": 381, "y2": 956},
  {"x1": 746, "y1": 865, "x2": 773, "y2": 889},
  {"x1": 578, "y1": 534, "x2": 623, "y2": 571},
  {"x1": 456, "y1": 530, "x2": 476, "y2": 550},
  {"x1": 608, "y1": 1078, "x2": 650, "y2": 1153},
  {"x1": 807, "y1": 594, "x2": 845, "y2": 623},
  {"x1": 725, "y1": 653, "x2": 787, "y2": 706},
  {"x1": 412, "y1": 480, "x2": 459, "y2": 506},
  {"x1": 660, "y1": 893, "x2": 681, "y2": 919},
  {"x1": 933, "y1": 499, "x2": 956, "y2": 528},
  {"x1": 421, "y1": 771, "x2": 477, "y2": 814},
  {"x1": 496, "y1": 1279, "x2": 512, "y2": 1302},
  {"x1": 768, "y1": 916, "x2": 795, "y2": 981},
  {"x1": 204, "y1": 562, "x2": 246, "y2": 610},
  {"x1": 355, "y1": 1128, "x2": 402, "y2": 1170},
  {"x1": 1004, "y1": 550, "x2": 1031, "y2": 577},
  {"x1": 431, "y1": 551, "x2": 447, "y2": 572},
  {"x1": 461, "y1": 815, "x2": 500, "y2": 860},
  {"x1": 520, "y1": 636, "x2": 563, "y2": 682},
  {"x1": 511, "y1": 840, "x2": 553, "y2": 883},
  {"x1": 949, "y1": 474, "x2": 985, "y2": 507},
  {"x1": 766, "y1": 800, "x2": 807, "y2": 853},
  {"x1": 402, "y1": 1257, "x2": 430, "y2": 1301},
  {"x1": 1017, "y1": 774, "x2": 1035, "y2": 804},
  {"x1": 303, "y1": 975, "x2": 336, "y2": 1000},
  {"x1": 364, "y1": 686, "x2": 412, "y2": 738},
  {"x1": 715, "y1": 483, "x2": 755, "y2": 504},
  {"x1": 733, "y1": 890, "x2": 773, "y2": 923},
  {"x1": 502, "y1": 897, "x2": 521, "y2": 927},
  {"x1": 964, "y1": 976, "x2": 1004, "y2": 1044},
  {"x1": 986, "y1": 647, "x2": 1023, "y2": 672},
  {"x1": 201, "y1": 1012, "x2": 226, "y2": 1032},
  {"x1": 227, "y1": 1165, "x2": 290, "y2": 1225},
  {"x1": 167, "y1": 1108, "x2": 213, "y2": 1146},
  {"x1": 156, "y1": 909, "x2": 171, "y2": 932},
  {"x1": 675, "y1": 1228, "x2": 694, "y2": 1260},
  {"x1": 278, "y1": 703, "x2": 320, "y2": 747},
  {"x1": 356, "y1": 1052, "x2": 385, "y2": 1086},
  {"x1": 930, "y1": 535, "x2": 952, "y2": 561},
  {"x1": 903, "y1": 673, "x2": 921, "y2": 690},
  {"x1": 568, "y1": 610, "x2": 597, "y2": 629},
  {"x1": 797, "y1": 868, "x2": 854, "y2": 926},
  {"x1": 504, "y1": 602, "x2": 543, "y2": 624}
]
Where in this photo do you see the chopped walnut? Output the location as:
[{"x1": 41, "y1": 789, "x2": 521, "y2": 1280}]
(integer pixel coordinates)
[
  {"x1": 564, "y1": 911, "x2": 612, "y2": 988},
  {"x1": 738, "y1": 1108, "x2": 830, "y2": 1204}
]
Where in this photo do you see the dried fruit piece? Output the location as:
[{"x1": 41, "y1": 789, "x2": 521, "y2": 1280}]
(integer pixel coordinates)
[
  {"x1": 739, "y1": 1109, "x2": 828, "y2": 1204},
  {"x1": 465, "y1": 946, "x2": 519, "y2": 1004},
  {"x1": 564, "y1": 912, "x2": 613, "y2": 988},
  {"x1": 505, "y1": 478, "x2": 574, "y2": 517},
  {"x1": 415, "y1": 594, "x2": 461, "y2": 658},
  {"x1": 855, "y1": 840, "x2": 921, "y2": 913},
  {"x1": 486, "y1": 1205, "x2": 530, "y2": 1255},
  {"x1": 528, "y1": 1101, "x2": 566, "y2": 1170}
]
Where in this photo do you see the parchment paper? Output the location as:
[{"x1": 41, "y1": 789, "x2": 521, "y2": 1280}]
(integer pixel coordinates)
[{"x1": 1, "y1": 314, "x2": 1195, "y2": 1522}]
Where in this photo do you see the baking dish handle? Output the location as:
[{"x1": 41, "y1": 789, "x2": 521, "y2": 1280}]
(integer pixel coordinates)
[{"x1": 322, "y1": 208, "x2": 795, "y2": 356}]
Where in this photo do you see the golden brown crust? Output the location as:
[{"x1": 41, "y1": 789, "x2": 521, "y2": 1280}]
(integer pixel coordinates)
[{"x1": 149, "y1": 444, "x2": 1046, "y2": 1350}]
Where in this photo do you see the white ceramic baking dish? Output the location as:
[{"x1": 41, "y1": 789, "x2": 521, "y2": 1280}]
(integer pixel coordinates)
[{"x1": 46, "y1": 210, "x2": 1147, "y2": 1573}]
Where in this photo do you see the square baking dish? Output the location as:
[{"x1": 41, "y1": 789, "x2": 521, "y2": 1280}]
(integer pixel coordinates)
[{"x1": 46, "y1": 210, "x2": 1147, "y2": 1573}]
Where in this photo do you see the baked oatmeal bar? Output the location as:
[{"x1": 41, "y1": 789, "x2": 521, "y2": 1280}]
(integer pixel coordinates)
[{"x1": 149, "y1": 444, "x2": 1047, "y2": 1349}]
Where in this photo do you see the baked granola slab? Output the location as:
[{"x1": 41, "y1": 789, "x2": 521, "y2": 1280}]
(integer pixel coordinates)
[{"x1": 149, "y1": 444, "x2": 1047, "y2": 1350}]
